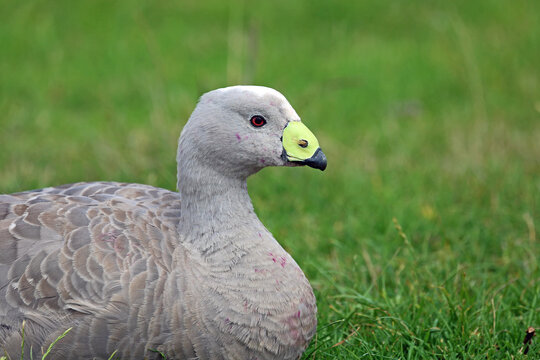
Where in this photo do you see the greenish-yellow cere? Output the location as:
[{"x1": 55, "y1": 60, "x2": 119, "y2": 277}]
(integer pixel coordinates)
[{"x1": 282, "y1": 121, "x2": 320, "y2": 161}]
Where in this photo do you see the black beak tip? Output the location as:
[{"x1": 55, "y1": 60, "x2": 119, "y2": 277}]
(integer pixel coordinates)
[{"x1": 304, "y1": 148, "x2": 327, "y2": 171}]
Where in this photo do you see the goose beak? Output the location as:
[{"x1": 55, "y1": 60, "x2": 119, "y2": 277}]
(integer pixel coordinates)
[{"x1": 282, "y1": 121, "x2": 327, "y2": 171}]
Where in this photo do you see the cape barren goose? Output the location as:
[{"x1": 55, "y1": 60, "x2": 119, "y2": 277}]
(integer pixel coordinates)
[{"x1": 0, "y1": 86, "x2": 327, "y2": 359}]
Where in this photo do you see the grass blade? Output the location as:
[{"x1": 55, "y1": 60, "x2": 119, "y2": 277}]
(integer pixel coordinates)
[{"x1": 41, "y1": 328, "x2": 72, "y2": 360}]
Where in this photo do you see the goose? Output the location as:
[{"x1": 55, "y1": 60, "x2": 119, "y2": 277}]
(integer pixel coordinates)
[{"x1": 0, "y1": 86, "x2": 327, "y2": 359}]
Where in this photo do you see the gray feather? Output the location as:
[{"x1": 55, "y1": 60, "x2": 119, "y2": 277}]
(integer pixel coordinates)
[{"x1": 1, "y1": 86, "x2": 318, "y2": 360}]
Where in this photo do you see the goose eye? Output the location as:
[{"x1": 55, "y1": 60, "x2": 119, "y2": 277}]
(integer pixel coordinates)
[{"x1": 250, "y1": 115, "x2": 266, "y2": 128}]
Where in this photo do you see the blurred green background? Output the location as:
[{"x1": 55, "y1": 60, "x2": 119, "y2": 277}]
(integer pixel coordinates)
[{"x1": 1, "y1": 0, "x2": 539, "y2": 358}]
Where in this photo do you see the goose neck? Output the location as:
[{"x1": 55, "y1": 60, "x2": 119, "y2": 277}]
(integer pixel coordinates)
[{"x1": 176, "y1": 162, "x2": 259, "y2": 239}]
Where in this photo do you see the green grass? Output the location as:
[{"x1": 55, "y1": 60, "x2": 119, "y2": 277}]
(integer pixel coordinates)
[
  {"x1": 1, "y1": 0, "x2": 539, "y2": 358},
  {"x1": 0, "y1": 322, "x2": 72, "y2": 360}
]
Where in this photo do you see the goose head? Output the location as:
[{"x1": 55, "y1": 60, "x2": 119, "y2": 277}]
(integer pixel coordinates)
[{"x1": 177, "y1": 86, "x2": 327, "y2": 179}]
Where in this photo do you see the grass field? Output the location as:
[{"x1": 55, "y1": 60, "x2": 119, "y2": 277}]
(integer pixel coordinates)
[{"x1": 1, "y1": 0, "x2": 539, "y2": 358}]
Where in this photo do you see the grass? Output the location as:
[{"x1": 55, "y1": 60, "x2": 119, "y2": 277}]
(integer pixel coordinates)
[
  {"x1": 1, "y1": 0, "x2": 539, "y2": 358},
  {"x1": 0, "y1": 323, "x2": 72, "y2": 360}
]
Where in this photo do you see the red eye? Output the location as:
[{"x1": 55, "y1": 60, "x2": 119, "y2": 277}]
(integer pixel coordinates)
[{"x1": 250, "y1": 115, "x2": 266, "y2": 127}]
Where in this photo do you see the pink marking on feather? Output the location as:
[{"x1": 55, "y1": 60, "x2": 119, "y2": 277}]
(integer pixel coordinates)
[
  {"x1": 284, "y1": 313, "x2": 303, "y2": 344},
  {"x1": 102, "y1": 231, "x2": 117, "y2": 242},
  {"x1": 102, "y1": 231, "x2": 124, "y2": 253},
  {"x1": 268, "y1": 252, "x2": 287, "y2": 267},
  {"x1": 235, "y1": 133, "x2": 241, "y2": 141}
]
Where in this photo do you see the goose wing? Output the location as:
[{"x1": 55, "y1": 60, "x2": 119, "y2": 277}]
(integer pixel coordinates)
[{"x1": 0, "y1": 181, "x2": 180, "y2": 358}]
